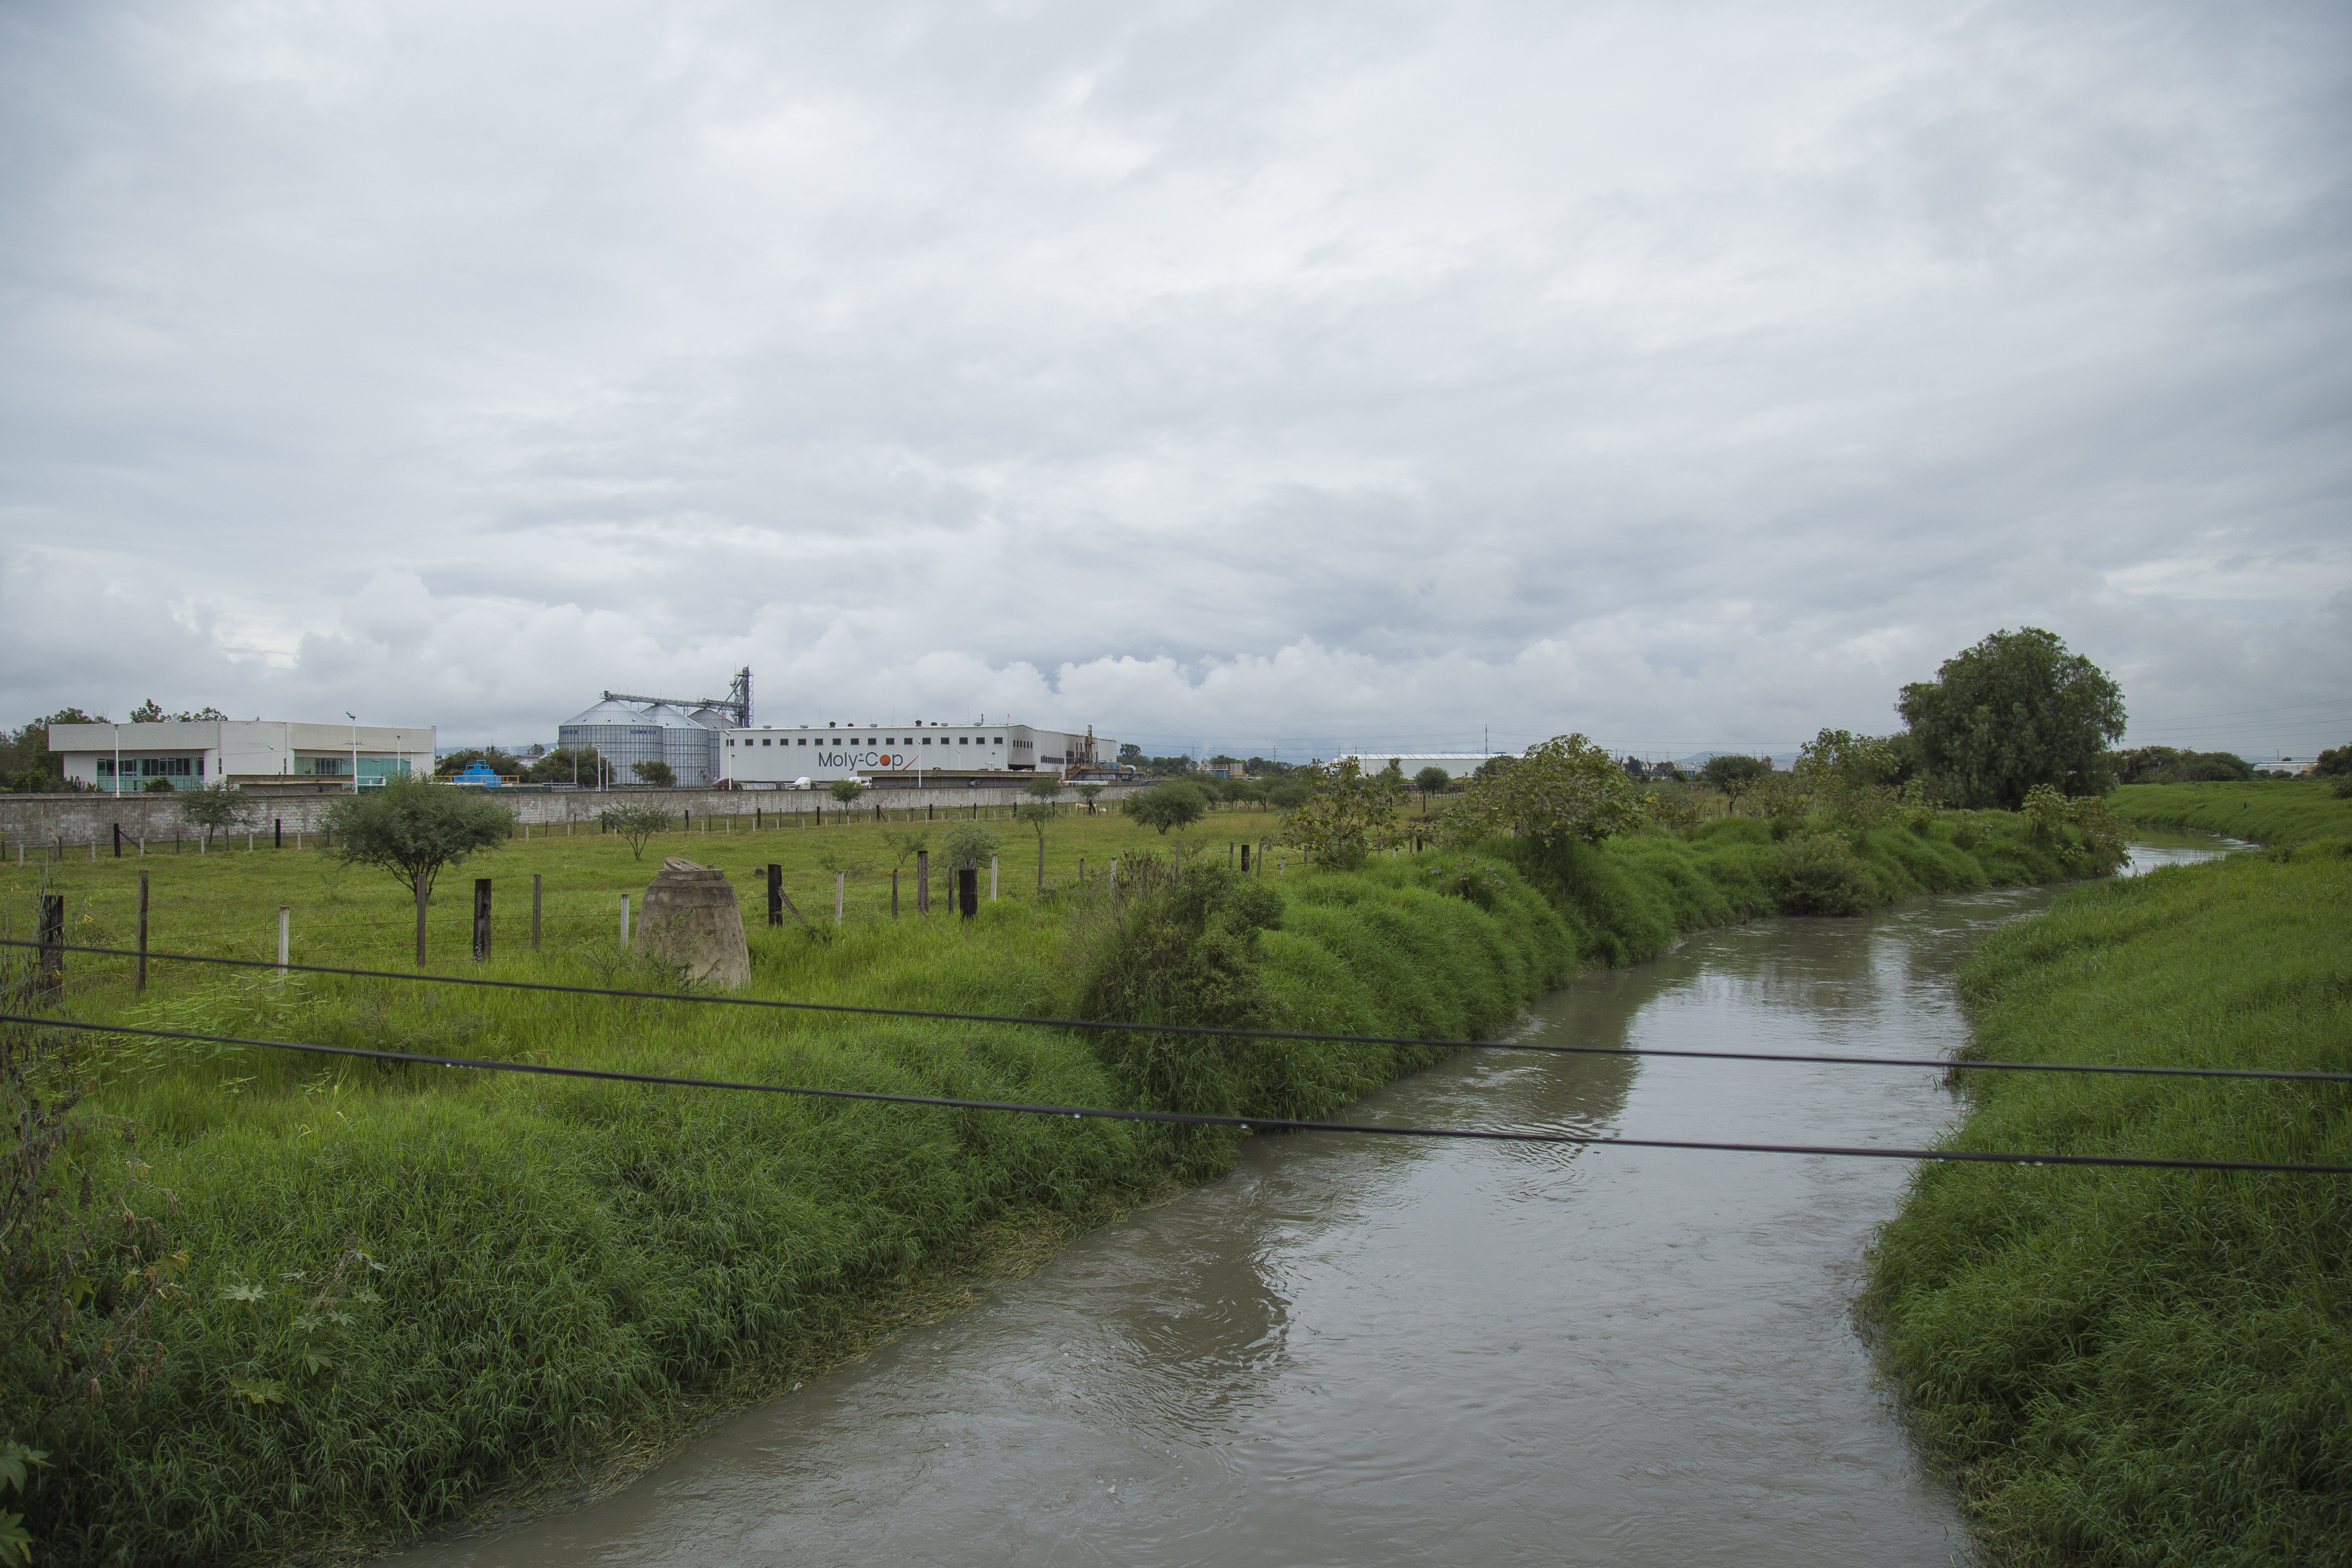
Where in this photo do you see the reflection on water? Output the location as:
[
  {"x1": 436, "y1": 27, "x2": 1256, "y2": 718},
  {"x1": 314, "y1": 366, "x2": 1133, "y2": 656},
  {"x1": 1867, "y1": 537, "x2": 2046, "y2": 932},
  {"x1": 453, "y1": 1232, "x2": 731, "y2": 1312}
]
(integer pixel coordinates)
[{"x1": 398, "y1": 840, "x2": 2234, "y2": 1568}]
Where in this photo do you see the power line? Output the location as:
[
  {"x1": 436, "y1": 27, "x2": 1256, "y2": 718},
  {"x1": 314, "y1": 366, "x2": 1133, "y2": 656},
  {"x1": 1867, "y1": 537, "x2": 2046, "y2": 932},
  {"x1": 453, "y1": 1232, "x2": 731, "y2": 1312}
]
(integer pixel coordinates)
[
  {"x1": 9, "y1": 939, "x2": 2349, "y2": 1085},
  {"x1": 9, "y1": 1013, "x2": 2347, "y2": 1175}
]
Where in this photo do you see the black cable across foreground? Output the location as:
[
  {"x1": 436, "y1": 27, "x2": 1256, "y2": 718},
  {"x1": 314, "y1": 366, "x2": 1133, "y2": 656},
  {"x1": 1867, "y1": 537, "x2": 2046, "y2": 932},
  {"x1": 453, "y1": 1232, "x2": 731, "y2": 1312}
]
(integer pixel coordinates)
[
  {"x1": 9, "y1": 937, "x2": 2349, "y2": 1086},
  {"x1": 7, "y1": 1013, "x2": 2349, "y2": 1176}
]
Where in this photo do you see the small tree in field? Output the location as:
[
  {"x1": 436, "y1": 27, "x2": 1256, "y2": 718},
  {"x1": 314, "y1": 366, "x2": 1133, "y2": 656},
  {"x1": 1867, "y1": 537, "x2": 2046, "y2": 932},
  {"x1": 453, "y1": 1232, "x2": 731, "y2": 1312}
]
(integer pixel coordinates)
[
  {"x1": 1024, "y1": 776, "x2": 1063, "y2": 805},
  {"x1": 1280, "y1": 759, "x2": 1405, "y2": 868},
  {"x1": 178, "y1": 781, "x2": 255, "y2": 846},
  {"x1": 1413, "y1": 766, "x2": 1451, "y2": 809},
  {"x1": 597, "y1": 802, "x2": 671, "y2": 860},
  {"x1": 1443, "y1": 734, "x2": 1640, "y2": 849},
  {"x1": 1123, "y1": 781, "x2": 1208, "y2": 835},
  {"x1": 631, "y1": 759, "x2": 676, "y2": 789},
  {"x1": 321, "y1": 775, "x2": 513, "y2": 893},
  {"x1": 1076, "y1": 784, "x2": 1104, "y2": 813}
]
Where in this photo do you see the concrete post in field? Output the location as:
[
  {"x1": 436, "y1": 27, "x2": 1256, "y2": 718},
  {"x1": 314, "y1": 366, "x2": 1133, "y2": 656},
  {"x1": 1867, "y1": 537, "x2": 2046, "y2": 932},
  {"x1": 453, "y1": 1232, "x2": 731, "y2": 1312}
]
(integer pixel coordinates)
[
  {"x1": 1109, "y1": 858, "x2": 1117, "y2": 894},
  {"x1": 990, "y1": 855, "x2": 998, "y2": 902},
  {"x1": 767, "y1": 864, "x2": 783, "y2": 926},
  {"x1": 415, "y1": 872, "x2": 430, "y2": 967},
  {"x1": 1036, "y1": 836, "x2": 1045, "y2": 892},
  {"x1": 917, "y1": 849, "x2": 930, "y2": 914},
  {"x1": 619, "y1": 893, "x2": 631, "y2": 946},
  {"x1": 835, "y1": 872, "x2": 845, "y2": 924},
  {"x1": 957, "y1": 861, "x2": 978, "y2": 919},
  {"x1": 532, "y1": 874, "x2": 543, "y2": 951},
  {"x1": 275, "y1": 819, "x2": 282, "y2": 849},
  {"x1": 633, "y1": 858, "x2": 751, "y2": 988},
  {"x1": 37, "y1": 894, "x2": 64, "y2": 1004},
  {"x1": 136, "y1": 871, "x2": 149, "y2": 994},
  {"x1": 473, "y1": 879, "x2": 492, "y2": 961},
  {"x1": 277, "y1": 906, "x2": 290, "y2": 980}
]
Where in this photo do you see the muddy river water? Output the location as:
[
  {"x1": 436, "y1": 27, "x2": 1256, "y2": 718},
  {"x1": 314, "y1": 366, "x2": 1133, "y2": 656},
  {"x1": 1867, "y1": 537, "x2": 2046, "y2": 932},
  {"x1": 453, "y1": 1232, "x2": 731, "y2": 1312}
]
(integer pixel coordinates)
[{"x1": 401, "y1": 839, "x2": 2228, "y2": 1567}]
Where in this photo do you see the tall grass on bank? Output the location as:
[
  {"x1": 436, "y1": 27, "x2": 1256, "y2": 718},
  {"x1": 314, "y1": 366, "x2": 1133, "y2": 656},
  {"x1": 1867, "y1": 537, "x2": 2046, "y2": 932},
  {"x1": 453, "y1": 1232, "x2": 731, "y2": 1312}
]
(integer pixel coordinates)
[
  {"x1": 1864, "y1": 841, "x2": 2352, "y2": 1566},
  {"x1": 2108, "y1": 779, "x2": 2352, "y2": 845},
  {"x1": 3, "y1": 803, "x2": 2114, "y2": 1563}
]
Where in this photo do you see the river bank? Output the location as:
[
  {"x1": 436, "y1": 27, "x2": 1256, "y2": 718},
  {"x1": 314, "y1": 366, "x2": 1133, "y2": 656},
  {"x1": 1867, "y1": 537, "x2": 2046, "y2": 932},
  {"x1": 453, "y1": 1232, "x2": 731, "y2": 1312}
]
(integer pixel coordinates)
[
  {"x1": 1864, "y1": 838, "x2": 2352, "y2": 1565},
  {"x1": 6, "y1": 805, "x2": 2114, "y2": 1563},
  {"x1": 2108, "y1": 778, "x2": 2351, "y2": 845}
]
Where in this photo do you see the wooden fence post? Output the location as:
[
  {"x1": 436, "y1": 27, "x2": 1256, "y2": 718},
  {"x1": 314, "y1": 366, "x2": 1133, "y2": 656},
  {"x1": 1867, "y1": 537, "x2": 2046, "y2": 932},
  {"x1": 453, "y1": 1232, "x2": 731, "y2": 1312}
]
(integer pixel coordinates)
[
  {"x1": 135, "y1": 872, "x2": 149, "y2": 994},
  {"x1": 415, "y1": 872, "x2": 429, "y2": 968},
  {"x1": 958, "y1": 862, "x2": 978, "y2": 919},
  {"x1": 473, "y1": 880, "x2": 492, "y2": 961},
  {"x1": 892, "y1": 868, "x2": 900, "y2": 918},
  {"x1": 37, "y1": 894, "x2": 64, "y2": 1004},
  {"x1": 767, "y1": 864, "x2": 783, "y2": 926},
  {"x1": 917, "y1": 849, "x2": 930, "y2": 914}
]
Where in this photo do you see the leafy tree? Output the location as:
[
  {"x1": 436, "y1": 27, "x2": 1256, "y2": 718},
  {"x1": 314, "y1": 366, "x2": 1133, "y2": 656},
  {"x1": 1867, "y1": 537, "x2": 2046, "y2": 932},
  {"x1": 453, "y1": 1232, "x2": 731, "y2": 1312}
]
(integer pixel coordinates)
[
  {"x1": 1413, "y1": 766, "x2": 1452, "y2": 807},
  {"x1": 632, "y1": 759, "x2": 678, "y2": 789},
  {"x1": 879, "y1": 829, "x2": 930, "y2": 870},
  {"x1": 1794, "y1": 729, "x2": 1904, "y2": 828},
  {"x1": 1075, "y1": 784, "x2": 1104, "y2": 813},
  {"x1": 1123, "y1": 780, "x2": 1209, "y2": 834},
  {"x1": 178, "y1": 781, "x2": 256, "y2": 845},
  {"x1": 1024, "y1": 776, "x2": 1063, "y2": 803},
  {"x1": 597, "y1": 802, "x2": 672, "y2": 860},
  {"x1": 1279, "y1": 759, "x2": 1405, "y2": 868},
  {"x1": 1444, "y1": 734, "x2": 1640, "y2": 849},
  {"x1": 826, "y1": 777, "x2": 863, "y2": 804},
  {"x1": 941, "y1": 823, "x2": 1000, "y2": 868},
  {"x1": 433, "y1": 746, "x2": 522, "y2": 780},
  {"x1": 1241, "y1": 756, "x2": 1298, "y2": 779},
  {"x1": 2108, "y1": 745, "x2": 2252, "y2": 785},
  {"x1": 320, "y1": 775, "x2": 514, "y2": 892},
  {"x1": 1117, "y1": 743, "x2": 1142, "y2": 764},
  {"x1": 2317, "y1": 745, "x2": 2351, "y2": 778},
  {"x1": 522, "y1": 745, "x2": 601, "y2": 785},
  {"x1": 127, "y1": 699, "x2": 228, "y2": 723},
  {"x1": 1699, "y1": 754, "x2": 1772, "y2": 797},
  {"x1": 1265, "y1": 780, "x2": 1309, "y2": 810},
  {"x1": 1897, "y1": 627, "x2": 2126, "y2": 809}
]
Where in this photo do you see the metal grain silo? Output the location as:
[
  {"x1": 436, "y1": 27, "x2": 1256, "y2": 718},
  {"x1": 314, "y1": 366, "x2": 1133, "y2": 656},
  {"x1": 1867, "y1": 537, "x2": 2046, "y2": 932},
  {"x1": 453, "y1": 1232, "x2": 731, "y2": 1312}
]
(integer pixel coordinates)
[{"x1": 558, "y1": 698, "x2": 664, "y2": 784}]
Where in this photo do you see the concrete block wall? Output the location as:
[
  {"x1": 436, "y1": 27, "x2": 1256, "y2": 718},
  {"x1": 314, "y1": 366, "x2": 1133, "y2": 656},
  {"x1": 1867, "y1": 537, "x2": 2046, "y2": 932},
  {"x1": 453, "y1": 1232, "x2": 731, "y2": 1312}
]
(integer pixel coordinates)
[{"x1": 0, "y1": 783, "x2": 1149, "y2": 856}]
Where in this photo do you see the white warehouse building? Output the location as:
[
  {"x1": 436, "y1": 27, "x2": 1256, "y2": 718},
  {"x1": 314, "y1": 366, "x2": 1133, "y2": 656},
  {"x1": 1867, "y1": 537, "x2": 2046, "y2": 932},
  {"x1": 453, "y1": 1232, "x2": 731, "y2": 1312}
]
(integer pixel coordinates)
[
  {"x1": 48, "y1": 719, "x2": 435, "y2": 793},
  {"x1": 723, "y1": 720, "x2": 1115, "y2": 785}
]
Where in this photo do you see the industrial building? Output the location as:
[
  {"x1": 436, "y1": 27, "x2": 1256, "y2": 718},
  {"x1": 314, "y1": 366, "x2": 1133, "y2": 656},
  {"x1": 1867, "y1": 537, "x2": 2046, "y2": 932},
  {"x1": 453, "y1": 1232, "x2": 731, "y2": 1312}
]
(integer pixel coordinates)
[
  {"x1": 48, "y1": 718, "x2": 434, "y2": 793},
  {"x1": 722, "y1": 720, "x2": 1115, "y2": 786}
]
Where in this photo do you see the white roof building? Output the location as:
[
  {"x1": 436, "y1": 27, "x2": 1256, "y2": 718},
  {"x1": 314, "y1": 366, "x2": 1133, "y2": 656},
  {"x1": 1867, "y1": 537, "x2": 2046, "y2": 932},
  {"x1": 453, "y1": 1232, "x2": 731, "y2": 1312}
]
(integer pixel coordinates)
[{"x1": 48, "y1": 719, "x2": 435, "y2": 793}]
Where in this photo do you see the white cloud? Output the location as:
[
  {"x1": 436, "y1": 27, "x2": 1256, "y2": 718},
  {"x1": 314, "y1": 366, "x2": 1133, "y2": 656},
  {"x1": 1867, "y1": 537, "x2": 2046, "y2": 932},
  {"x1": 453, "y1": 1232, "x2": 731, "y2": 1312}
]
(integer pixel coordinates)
[{"x1": 3, "y1": 0, "x2": 2347, "y2": 753}]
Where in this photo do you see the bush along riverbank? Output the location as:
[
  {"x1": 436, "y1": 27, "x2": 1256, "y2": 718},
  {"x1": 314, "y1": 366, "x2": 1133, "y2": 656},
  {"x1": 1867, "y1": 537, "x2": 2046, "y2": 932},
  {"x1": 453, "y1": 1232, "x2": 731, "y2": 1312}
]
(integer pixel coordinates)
[
  {"x1": 2107, "y1": 779, "x2": 2352, "y2": 846},
  {"x1": 1863, "y1": 840, "x2": 2352, "y2": 1565},
  {"x1": 4, "y1": 787, "x2": 2120, "y2": 1564}
]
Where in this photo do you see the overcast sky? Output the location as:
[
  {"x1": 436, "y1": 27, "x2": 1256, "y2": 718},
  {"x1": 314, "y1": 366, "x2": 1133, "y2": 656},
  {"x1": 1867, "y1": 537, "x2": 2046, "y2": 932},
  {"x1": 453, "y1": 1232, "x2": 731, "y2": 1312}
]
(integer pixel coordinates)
[{"x1": 3, "y1": 0, "x2": 2347, "y2": 760}]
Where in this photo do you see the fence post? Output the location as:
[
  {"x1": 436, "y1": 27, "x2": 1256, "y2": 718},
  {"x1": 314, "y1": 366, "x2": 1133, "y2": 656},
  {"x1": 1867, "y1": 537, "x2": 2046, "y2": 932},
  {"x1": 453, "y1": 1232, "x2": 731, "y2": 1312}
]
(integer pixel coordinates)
[
  {"x1": 415, "y1": 872, "x2": 429, "y2": 967},
  {"x1": 473, "y1": 879, "x2": 492, "y2": 961},
  {"x1": 990, "y1": 856, "x2": 998, "y2": 902},
  {"x1": 1036, "y1": 836, "x2": 1044, "y2": 892},
  {"x1": 277, "y1": 906, "x2": 290, "y2": 980},
  {"x1": 37, "y1": 894, "x2": 64, "y2": 1004},
  {"x1": 958, "y1": 862, "x2": 978, "y2": 919},
  {"x1": 892, "y1": 868, "x2": 900, "y2": 918},
  {"x1": 113, "y1": 823, "x2": 122, "y2": 858},
  {"x1": 531, "y1": 874, "x2": 543, "y2": 951},
  {"x1": 767, "y1": 864, "x2": 783, "y2": 927},
  {"x1": 834, "y1": 872, "x2": 844, "y2": 925},
  {"x1": 917, "y1": 849, "x2": 930, "y2": 914},
  {"x1": 620, "y1": 893, "x2": 631, "y2": 947},
  {"x1": 275, "y1": 818, "x2": 282, "y2": 848},
  {"x1": 1241, "y1": 842, "x2": 1251, "y2": 874}
]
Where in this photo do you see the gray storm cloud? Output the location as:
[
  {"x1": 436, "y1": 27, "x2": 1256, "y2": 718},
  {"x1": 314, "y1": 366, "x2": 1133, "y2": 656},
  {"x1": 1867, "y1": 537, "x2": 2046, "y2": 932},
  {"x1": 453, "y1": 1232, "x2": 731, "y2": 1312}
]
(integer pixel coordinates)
[{"x1": 2, "y1": 0, "x2": 2347, "y2": 757}]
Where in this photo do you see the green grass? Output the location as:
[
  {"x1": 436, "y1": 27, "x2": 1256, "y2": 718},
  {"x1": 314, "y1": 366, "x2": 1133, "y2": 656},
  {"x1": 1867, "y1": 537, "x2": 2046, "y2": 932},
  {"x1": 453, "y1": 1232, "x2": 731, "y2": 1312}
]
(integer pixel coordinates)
[
  {"x1": 1863, "y1": 840, "x2": 2352, "y2": 1565},
  {"x1": 2, "y1": 801, "x2": 2114, "y2": 1563},
  {"x1": 2108, "y1": 779, "x2": 2352, "y2": 846}
]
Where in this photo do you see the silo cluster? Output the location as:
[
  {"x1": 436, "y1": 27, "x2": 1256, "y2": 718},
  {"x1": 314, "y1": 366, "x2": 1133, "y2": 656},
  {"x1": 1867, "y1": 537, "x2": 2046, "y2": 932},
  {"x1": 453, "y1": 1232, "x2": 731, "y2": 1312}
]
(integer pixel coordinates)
[{"x1": 557, "y1": 698, "x2": 722, "y2": 787}]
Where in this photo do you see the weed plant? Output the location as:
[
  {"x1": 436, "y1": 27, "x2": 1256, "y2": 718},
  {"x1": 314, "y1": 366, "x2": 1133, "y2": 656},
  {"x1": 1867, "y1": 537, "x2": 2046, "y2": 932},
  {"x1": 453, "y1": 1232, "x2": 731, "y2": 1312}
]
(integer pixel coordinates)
[{"x1": 1864, "y1": 841, "x2": 2352, "y2": 1565}]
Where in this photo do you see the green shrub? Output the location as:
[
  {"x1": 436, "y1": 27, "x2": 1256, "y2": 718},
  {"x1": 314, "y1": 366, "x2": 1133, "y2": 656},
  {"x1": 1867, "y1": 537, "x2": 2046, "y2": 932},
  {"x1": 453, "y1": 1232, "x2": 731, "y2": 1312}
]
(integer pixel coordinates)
[{"x1": 1774, "y1": 834, "x2": 1879, "y2": 914}]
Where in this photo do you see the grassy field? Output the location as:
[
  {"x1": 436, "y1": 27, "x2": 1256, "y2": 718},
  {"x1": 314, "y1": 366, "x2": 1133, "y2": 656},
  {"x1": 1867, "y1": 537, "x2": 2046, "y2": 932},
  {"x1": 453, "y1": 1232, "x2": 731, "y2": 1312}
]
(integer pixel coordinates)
[
  {"x1": 2, "y1": 799, "x2": 2118, "y2": 1563},
  {"x1": 2108, "y1": 779, "x2": 2352, "y2": 845},
  {"x1": 1863, "y1": 840, "x2": 2352, "y2": 1565}
]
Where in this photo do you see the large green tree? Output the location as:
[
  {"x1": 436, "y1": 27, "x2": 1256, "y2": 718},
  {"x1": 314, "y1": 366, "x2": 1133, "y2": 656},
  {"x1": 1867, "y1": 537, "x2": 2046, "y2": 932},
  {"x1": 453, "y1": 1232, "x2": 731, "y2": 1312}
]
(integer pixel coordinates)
[
  {"x1": 319, "y1": 776, "x2": 514, "y2": 894},
  {"x1": 1897, "y1": 627, "x2": 2126, "y2": 808}
]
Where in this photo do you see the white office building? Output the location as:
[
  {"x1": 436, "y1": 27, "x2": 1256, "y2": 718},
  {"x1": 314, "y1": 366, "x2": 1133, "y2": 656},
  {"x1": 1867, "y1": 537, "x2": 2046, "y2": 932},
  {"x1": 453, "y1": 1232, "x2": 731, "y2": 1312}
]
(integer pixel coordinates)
[
  {"x1": 722, "y1": 720, "x2": 1115, "y2": 785},
  {"x1": 48, "y1": 719, "x2": 435, "y2": 793}
]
